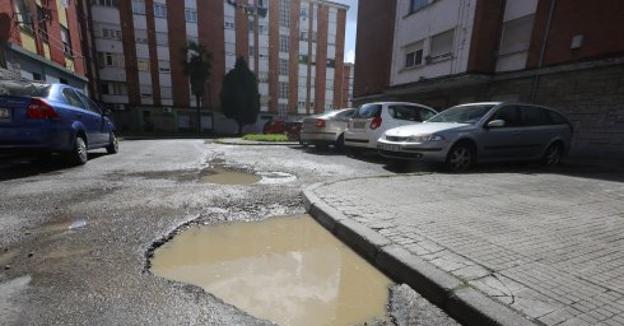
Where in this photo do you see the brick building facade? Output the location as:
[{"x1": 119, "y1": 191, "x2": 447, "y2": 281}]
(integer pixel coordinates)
[
  {"x1": 354, "y1": 0, "x2": 624, "y2": 157},
  {"x1": 88, "y1": 0, "x2": 350, "y2": 134},
  {"x1": 1, "y1": 0, "x2": 91, "y2": 90}
]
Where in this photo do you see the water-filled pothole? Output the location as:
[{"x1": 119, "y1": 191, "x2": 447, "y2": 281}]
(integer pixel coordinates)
[
  {"x1": 150, "y1": 215, "x2": 392, "y2": 326},
  {"x1": 200, "y1": 167, "x2": 261, "y2": 185}
]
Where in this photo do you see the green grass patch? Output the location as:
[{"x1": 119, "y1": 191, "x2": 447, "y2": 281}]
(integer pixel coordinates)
[{"x1": 242, "y1": 133, "x2": 290, "y2": 142}]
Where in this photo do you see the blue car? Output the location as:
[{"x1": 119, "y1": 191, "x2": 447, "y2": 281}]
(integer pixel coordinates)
[{"x1": 0, "y1": 80, "x2": 118, "y2": 165}]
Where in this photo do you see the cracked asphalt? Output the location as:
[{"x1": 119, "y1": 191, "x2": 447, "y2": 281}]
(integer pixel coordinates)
[{"x1": 0, "y1": 139, "x2": 458, "y2": 326}]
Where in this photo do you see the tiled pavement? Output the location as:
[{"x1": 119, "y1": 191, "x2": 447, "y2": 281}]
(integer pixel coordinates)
[{"x1": 312, "y1": 173, "x2": 624, "y2": 326}]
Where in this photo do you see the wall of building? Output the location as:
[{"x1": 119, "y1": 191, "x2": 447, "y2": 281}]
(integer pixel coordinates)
[
  {"x1": 89, "y1": 0, "x2": 348, "y2": 133},
  {"x1": 353, "y1": 0, "x2": 396, "y2": 98},
  {"x1": 1, "y1": 0, "x2": 88, "y2": 89},
  {"x1": 390, "y1": 0, "x2": 476, "y2": 87}
]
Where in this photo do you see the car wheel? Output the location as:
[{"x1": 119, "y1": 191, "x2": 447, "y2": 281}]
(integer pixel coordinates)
[
  {"x1": 67, "y1": 135, "x2": 88, "y2": 166},
  {"x1": 446, "y1": 143, "x2": 474, "y2": 172},
  {"x1": 542, "y1": 143, "x2": 563, "y2": 167},
  {"x1": 334, "y1": 134, "x2": 345, "y2": 152},
  {"x1": 106, "y1": 132, "x2": 119, "y2": 154}
]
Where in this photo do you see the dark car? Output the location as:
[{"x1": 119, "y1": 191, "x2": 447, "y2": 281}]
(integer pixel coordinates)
[{"x1": 0, "y1": 80, "x2": 118, "y2": 165}]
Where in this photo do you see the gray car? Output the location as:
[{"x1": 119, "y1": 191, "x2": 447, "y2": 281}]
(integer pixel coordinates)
[
  {"x1": 300, "y1": 108, "x2": 355, "y2": 150},
  {"x1": 377, "y1": 102, "x2": 573, "y2": 171}
]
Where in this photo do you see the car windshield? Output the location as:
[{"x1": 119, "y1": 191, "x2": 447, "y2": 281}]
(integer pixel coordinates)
[
  {"x1": 0, "y1": 80, "x2": 51, "y2": 98},
  {"x1": 428, "y1": 105, "x2": 495, "y2": 124}
]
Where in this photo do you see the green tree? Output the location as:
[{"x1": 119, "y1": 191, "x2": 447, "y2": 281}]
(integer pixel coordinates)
[
  {"x1": 182, "y1": 41, "x2": 211, "y2": 133},
  {"x1": 220, "y1": 57, "x2": 260, "y2": 135}
]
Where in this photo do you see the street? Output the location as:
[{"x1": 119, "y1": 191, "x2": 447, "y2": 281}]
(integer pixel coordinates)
[{"x1": 0, "y1": 140, "x2": 456, "y2": 326}]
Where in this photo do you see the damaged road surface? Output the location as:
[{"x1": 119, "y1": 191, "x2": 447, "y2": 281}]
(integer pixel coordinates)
[{"x1": 0, "y1": 139, "x2": 458, "y2": 326}]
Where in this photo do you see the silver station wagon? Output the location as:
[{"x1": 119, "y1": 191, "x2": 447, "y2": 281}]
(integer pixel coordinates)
[{"x1": 377, "y1": 102, "x2": 574, "y2": 171}]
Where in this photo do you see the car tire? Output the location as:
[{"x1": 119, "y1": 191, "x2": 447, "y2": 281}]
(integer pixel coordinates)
[
  {"x1": 334, "y1": 134, "x2": 345, "y2": 152},
  {"x1": 106, "y1": 132, "x2": 119, "y2": 155},
  {"x1": 542, "y1": 143, "x2": 563, "y2": 167},
  {"x1": 446, "y1": 143, "x2": 475, "y2": 172},
  {"x1": 67, "y1": 135, "x2": 88, "y2": 166}
]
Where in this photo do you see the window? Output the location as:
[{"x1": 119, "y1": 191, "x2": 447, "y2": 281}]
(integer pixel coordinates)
[
  {"x1": 63, "y1": 89, "x2": 86, "y2": 109},
  {"x1": 225, "y1": 20, "x2": 235, "y2": 29},
  {"x1": 60, "y1": 27, "x2": 72, "y2": 56},
  {"x1": 278, "y1": 82, "x2": 289, "y2": 99},
  {"x1": 101, "y1": 26, "x2": 122, "y2": 41},
  {"x1": 300, "y1": 7, "x2": 308, "y2": 18},
  {"x1": 499, "y1": 15, "x2": 535, "y2": 56},
  {"x1": 97, "y1": 52, "x2": 124, "y2": 68},
  {"x1": 153, "y1": 2, "x2": 167, "y2": 18},
  {"x1": 279, "y1": 0, "x2": 290, "y2": 27},
  {"x1": 327, "y1": 59, "x2": 335, "y2": 68},
  {"x1": 187, "y1": 36, "x2": 198, "y2": 45},
  {"x1": 356, "y1": 104, "x2": 382, "y2": 118},
  {"x1": 409, "y1": 0, "x2": 429, "y2": 14},
  {"x1": 159, "y1": 60, "x2": 170, "y2": 73},
  {"x1": 32, "y1": 73, "x2": 43, "y2": 81},
  {"x1": 137, "y1": 59, "x2": 150, "y2": 72},
  {"x1": 519, "y1": 107, "x2": 552, "y2": 126},
  {"x1": 249, "y1": 46, "x2": 256, "y2": 57},
  {"x1": 76, "y1": 92, "x2": 102, "y2": 114},
  {"x1": 92, "y1": 0, "x2": 118, "y2": 7},
  {"x1": 248, "y1": 20, "x2": 255, "y2": 32},
  {"x1": 405, "y1": 49, "x2": 423, "y2": 68},
  {"x1": 155, "y1": 32, "x2": 168, "y2": 45},
  {"x1": 279, "y1": 34, "x2": 289, "y2": 52},
  {"x1": 300, "y1": 31, "x2": 308, "y2": 41},
  {"x1": 430, "y1": 29, "x2": 454, "y2": 59},
  {"x1": 100, "y1": 82, "x2": 128, "y2": 96},
  {"x1": 15, "y1": 0, "x2": 35, "y2": 34},
  {"x1": 279, "y1": 59, "x2": 288, "y2": 76},
  {"x1": 490, "y1": 106, "x2": 522, "y2": 127},
  {"x1": 132, "y1": 0, "x2": 146, "y2": 14},
  {"x1": 185, "y1": 8, "x2": 197, "y2": 22},
  {"x1": 134, "y1": 29, "x2": 148, "y2": 43},
  {"x1": 36, "y1": 6, "x2": 48, "y2": 42},
  {"x1": 298, "y1": 54, "x2": 308, "y2": 64},
  {"x1": 278, "y1": 103, "x2": 289, "y2": 116},
  {"x1": 388, "y1": 105, "x2": 425, "y2": 122},
  {"x1": 328, "y1": 33, "x2": 336, "y2": 45}
]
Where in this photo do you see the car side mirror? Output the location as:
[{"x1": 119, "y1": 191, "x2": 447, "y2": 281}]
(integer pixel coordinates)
[{"x1": 486, "y1": 119, "x2": 505, "y2": 128}]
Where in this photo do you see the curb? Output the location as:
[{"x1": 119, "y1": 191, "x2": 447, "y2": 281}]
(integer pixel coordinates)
[
  {"x1": 302, "y1": 181, "x2": 538, "y2": 326},
  {"x1": 215, "y1": 138, "x2": 300, "y2": 146}
]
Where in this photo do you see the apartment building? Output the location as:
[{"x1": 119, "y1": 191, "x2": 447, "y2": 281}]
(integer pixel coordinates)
[
  {"x1": 0, "y1": 0, "x2": 90, "y2": 89},
  {"x1": 354, "y1": 0, "x2": 624, "y2": 157},
  {"x1": 88, "y1": 0, "x2": 349, "y2": 133}
]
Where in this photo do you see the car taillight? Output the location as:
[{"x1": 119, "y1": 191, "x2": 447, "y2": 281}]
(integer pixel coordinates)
[
  {"x1": 370, "y1": 116, "x2": 382, "y2": 130},
  {"x1": 315, "y1": 119, "x2": 326, "y2": 128},
  {"x1": 26, "y1": 98, "x2": 58, "y2": 120}
]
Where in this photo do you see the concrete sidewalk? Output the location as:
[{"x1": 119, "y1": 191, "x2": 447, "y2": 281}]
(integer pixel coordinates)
[{"x1": 304, "y1": 172, "x2": 624, "y2": 326}]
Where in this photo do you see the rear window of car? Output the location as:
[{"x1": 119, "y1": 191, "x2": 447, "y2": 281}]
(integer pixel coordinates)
[
  {"x1": 547, "y1": 110, "x2": 567, "y2": 125},
  {"x1": 0, "y1": 80, "x2": 51, "y2": 98},
  {"x1": 356, "y1": 104, "x2": 381, "y2": 118},
  {"x1": 387, "y1": 105, "x2": 434, "y2": 122},
  {"x1": 519, "y1": 106, "x2": 552, "y2": 126}
]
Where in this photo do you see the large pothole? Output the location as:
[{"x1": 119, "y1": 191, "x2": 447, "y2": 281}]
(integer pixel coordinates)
[{"x1": 150, "y1": 214, "x2": 392, "y2": 326}]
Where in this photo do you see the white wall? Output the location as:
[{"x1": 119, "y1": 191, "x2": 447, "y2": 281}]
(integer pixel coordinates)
[{"x1": 390, "y1": 0, "x2": 476, "y2": 87}]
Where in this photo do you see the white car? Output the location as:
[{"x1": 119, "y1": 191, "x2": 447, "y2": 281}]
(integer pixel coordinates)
[{"x1": 344, "y1": 102, "x2": 437, "y2": 149}]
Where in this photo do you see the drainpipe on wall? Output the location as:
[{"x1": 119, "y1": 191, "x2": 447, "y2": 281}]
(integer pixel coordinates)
[{"x1": 530, "y1": 0, "x2": 557, "y2": 103}]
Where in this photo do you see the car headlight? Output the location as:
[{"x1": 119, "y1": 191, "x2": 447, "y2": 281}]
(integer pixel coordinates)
[{"x1": 406, "y1": 134, "x2": 445, "y2": 142}]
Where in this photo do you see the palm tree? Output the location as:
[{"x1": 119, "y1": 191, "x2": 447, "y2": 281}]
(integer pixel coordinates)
[{"x1": 182, "y1": 42, "x2": 211, "y2": 134}]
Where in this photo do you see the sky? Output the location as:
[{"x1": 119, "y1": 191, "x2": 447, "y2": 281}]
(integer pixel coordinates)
[{"x1": 334, "y1": 0, "x2": 358, "y2": 63}]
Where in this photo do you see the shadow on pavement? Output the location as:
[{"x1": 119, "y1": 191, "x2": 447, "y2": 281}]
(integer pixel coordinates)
[{"x1": 0, "y1": 153, "x2": 107, "y2": 182}]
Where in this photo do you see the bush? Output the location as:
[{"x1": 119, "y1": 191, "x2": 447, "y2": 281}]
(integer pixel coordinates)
[{"x1": 242, "y1": 134, "x2": 289, "y2": 142}]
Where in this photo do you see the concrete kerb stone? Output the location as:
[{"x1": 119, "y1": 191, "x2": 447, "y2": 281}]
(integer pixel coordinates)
[{"x1": 302, "y1": 175, "x2": 539, "y2": 326}]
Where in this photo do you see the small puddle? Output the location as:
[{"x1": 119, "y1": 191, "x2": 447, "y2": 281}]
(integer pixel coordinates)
[
  {"x1": 151, "y1": 215, "x2": 392, "y2": 326},
  {"x1": 200, "y1": 167, "x2": 261, "y2": 185}
]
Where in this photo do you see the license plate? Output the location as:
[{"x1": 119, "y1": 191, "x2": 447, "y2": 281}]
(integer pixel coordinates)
[
  {"x1": 0, "y1": 108, "x2": 10, "y2": 121},
  {"x1": 379, "y1": 144, "x2": 400, "y2": 152}
]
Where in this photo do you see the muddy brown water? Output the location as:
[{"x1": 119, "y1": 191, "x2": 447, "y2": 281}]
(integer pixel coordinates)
[
  {"x1": 201, "y1": 167, "x2": 261, "y2": 185},
  {"x1": 151, "y1": 215, "x2": 392, "y2": 326}
]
